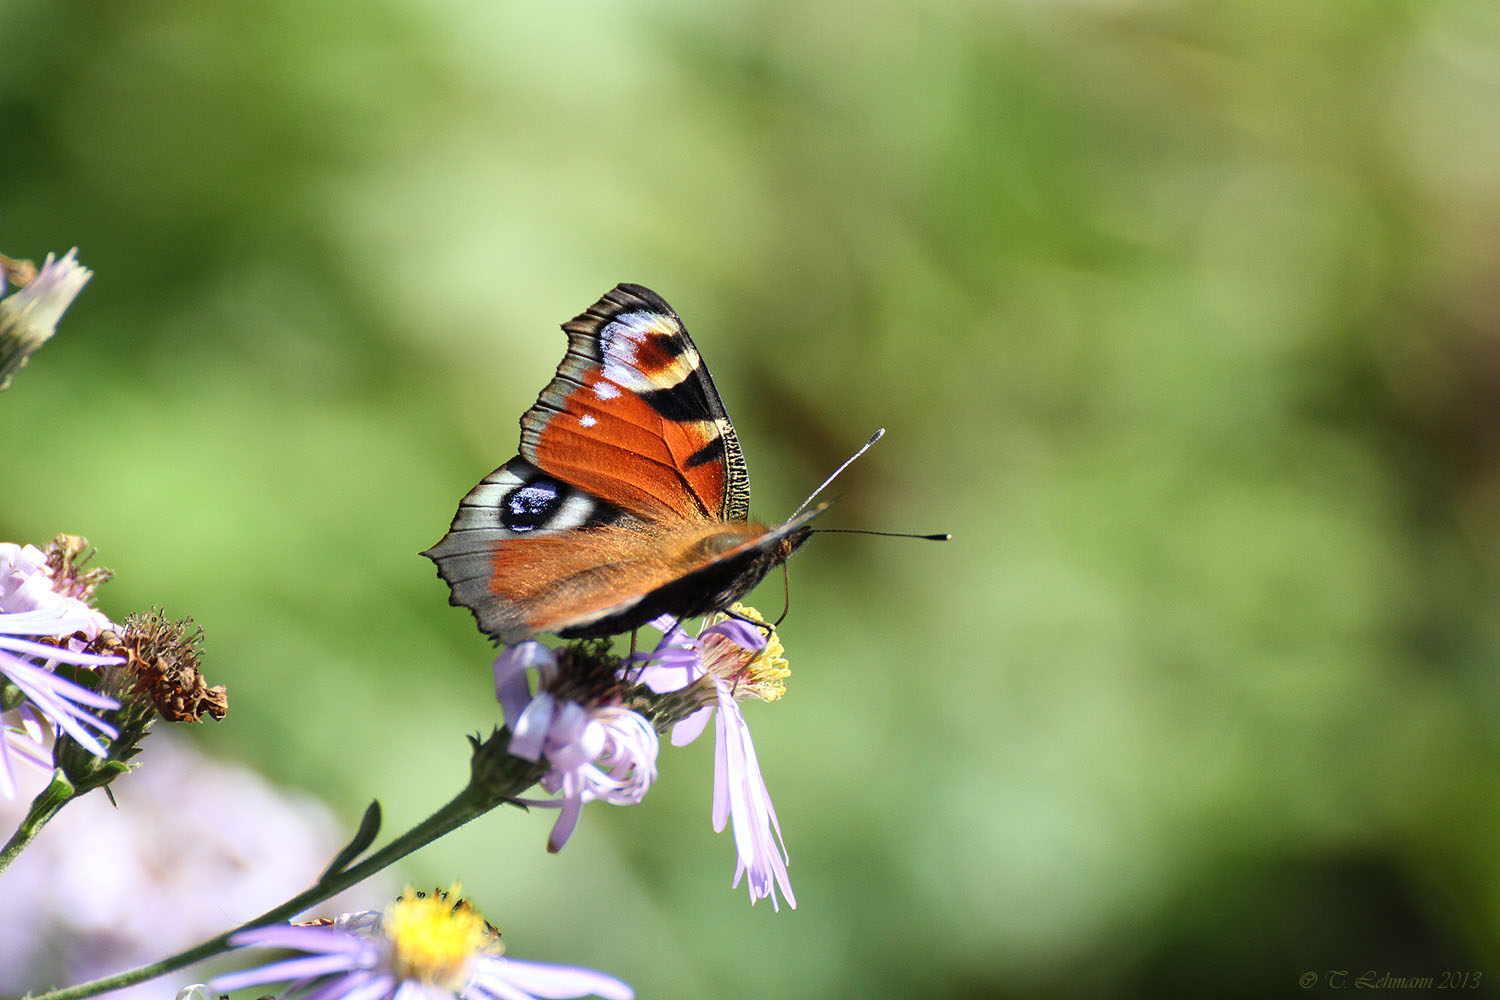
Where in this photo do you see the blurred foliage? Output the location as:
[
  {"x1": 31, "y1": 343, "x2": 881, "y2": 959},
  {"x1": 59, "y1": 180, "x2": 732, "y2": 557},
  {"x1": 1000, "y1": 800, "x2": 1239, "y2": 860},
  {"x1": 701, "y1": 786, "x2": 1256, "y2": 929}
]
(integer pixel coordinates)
[{"x1": 4, "y1": 0, "x2": 1500, "y2": 997}]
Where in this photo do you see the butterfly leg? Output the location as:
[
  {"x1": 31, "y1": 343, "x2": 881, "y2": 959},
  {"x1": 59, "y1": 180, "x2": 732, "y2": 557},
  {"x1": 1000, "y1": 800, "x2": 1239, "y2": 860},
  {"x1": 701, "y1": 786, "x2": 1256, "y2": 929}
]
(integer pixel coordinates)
[{"x1": 773, "y1": 563, "x2": 792, "y2": 627}]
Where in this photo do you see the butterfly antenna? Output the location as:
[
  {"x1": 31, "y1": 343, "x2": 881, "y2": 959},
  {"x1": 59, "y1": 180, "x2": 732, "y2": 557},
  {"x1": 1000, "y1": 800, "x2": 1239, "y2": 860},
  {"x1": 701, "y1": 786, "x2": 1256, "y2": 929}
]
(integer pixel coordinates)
[
  {"x1": 790, "y1": 428, "x2": 886, "y2": 519},
  {"x1": 810, "y1": 528, "x2": 952, "y2": 541}
]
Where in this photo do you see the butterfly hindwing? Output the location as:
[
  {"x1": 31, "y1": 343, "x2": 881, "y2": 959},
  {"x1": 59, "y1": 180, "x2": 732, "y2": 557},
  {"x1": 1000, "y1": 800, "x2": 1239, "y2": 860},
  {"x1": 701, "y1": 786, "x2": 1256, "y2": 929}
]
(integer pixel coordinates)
[{"x1": 422, "y1": 456, "x2": 630, "y2": 641}]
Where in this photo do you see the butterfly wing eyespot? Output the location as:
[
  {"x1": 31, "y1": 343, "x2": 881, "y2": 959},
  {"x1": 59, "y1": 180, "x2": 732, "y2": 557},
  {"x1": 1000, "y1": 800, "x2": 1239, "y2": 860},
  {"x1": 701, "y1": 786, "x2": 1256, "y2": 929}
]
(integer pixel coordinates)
[{"x1": 425, "y1": 285, "x2": 819, "y2": 645}]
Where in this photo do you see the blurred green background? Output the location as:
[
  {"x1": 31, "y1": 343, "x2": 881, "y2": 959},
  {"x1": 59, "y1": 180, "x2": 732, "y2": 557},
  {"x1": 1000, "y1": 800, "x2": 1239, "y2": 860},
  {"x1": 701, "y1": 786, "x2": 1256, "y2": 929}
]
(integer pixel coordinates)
[{"x1": 5, "y1": 0, "x2": 1500, "y2": 996}]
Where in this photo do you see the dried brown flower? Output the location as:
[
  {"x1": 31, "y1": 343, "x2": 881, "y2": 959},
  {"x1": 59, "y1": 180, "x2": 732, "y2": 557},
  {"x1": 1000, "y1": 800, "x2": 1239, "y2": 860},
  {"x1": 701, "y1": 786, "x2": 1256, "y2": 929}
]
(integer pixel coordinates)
[{"x1": 94, "y1": 610, "x2": 227, "y2": 723}]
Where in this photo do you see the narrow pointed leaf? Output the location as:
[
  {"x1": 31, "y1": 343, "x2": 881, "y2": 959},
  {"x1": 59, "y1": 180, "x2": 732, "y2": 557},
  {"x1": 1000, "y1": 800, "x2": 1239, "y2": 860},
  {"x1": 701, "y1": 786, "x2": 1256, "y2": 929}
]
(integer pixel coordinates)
[{"x1": 319, "y1": 800, "x2": 382, "y2": 881}]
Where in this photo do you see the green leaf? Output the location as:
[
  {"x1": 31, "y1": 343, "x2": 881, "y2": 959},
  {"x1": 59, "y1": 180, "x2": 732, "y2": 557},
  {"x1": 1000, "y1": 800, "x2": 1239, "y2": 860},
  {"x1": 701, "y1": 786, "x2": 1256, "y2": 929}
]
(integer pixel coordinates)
[{"x1": 318, "y1": 799, "x2": 382, "y2": 882}]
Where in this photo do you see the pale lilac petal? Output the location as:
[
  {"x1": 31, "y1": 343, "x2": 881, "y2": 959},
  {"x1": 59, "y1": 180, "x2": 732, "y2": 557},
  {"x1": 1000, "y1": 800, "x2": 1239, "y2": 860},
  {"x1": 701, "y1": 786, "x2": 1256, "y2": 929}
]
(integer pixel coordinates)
[
  {"x1": 0, "y1": 565, "x2": 122, "y2": 792},
  {"x1": 341, "y1": 973, "x2": 403, "y2": 1000},
  {"x1": 494, "y1": 643, "x2": 555, "y2": 724},
  {"x1": 543, "y1": 704, "x2": 601, "y2": 771},
  {"x1": 0, "y1": 541, "x2": 46, "y2": 579},
  {"x1": 669, "y1": 705, "x2": 713, "y2": 747},
  {"x1": 471, "y1": 981, "x2": 533, "y2": 1000},
  {"x1": 0, "y1": 566, "x2": 112, "y2": 638},
  {"x1": 211, "y1": 952, "x2": 363, "y2": 991},
  {"x1": 390, "y1": 980, "x2": 424, "y2": 1000},
  {"x1": 0, "y1": 651, "x2": 116, "y2": 754},
  {"x1": 0, "y1": 647, "x2": 120, "y2": 706},
  {"x1": 0, "y1": 635, "x2": 122, "y2": 672},
  {"x1": 2, "y1": 655, "x2": 117, "y2": 729},
  {"x1": 700, "y1": 618, "x2": 765, "y2": 653},
  {"x1": 739, "y1": 733, "x2": 787, "y2": 856},
  {"x1": 0, "y1": 607, "x2": 107, "y2": 639},
  {"x1": 298, "y1": 973, "x2": 376, "y2": 1000},
  {"x1": 229, "y1": 924, "x2": 370, "y2": 953},
  {"x1": 628, "y1": 626, "x2": 701, "y2": 693},
  {"x1": 633, "y1": 655, "x2": 700, "y2": 694},
  {"x1": 473, "y1": 956, "x2": 635, "y2": 1000},
  {"x1": 577, "y1": 710, "x2": 657, "y2": 805},
  {"x1": 710, "y1": 700, "x2": 732, "y2": 833},
  {"x1": 12, "y1": 706, "x2": 45, "y2": 744},
  {"x1": 546, "y1": 777, "x2": 585, "y2": 852},
  {"x1": 713, "y1": 690, "x2": 794, "y2": 910},
  {"x1": 0, "y1": 732, "x2": 20, "y2": 800},
  {"x1": 517, "y1": 704, "x2": 658, "y2": 851},
  {"x1": 509, "y1": 692, "x2": 557, "y2": 762},
  {"x1": 6, "y1": 733, "x2": 48, "y2": 771},
  {"x1": 0, "y1": 574, "x2": 45, "y2": 610},
  {"x1": 0, "y1": 706, "x2": 50, "y2": 794}
]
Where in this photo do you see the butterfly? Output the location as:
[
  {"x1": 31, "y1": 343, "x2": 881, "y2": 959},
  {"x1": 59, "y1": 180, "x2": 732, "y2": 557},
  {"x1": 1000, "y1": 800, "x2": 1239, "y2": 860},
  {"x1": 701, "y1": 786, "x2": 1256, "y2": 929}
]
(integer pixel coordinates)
[{"x1": 423, "y1": 283, "x2": 828, "y2": 646}]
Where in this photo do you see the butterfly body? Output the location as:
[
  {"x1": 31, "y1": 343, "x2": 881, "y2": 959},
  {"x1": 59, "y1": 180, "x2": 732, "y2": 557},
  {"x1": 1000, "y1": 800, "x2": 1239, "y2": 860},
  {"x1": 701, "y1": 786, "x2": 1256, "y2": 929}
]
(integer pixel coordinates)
[{"x1": 425, "y1": 284, "x2": 819, "y2": 645}]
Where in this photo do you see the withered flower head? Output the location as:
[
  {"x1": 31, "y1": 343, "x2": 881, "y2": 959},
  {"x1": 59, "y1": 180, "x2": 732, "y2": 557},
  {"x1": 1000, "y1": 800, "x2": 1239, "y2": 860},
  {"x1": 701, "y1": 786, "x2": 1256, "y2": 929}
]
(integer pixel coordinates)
[
  {"x1": 94, "y1": 609, "x2": 226, "y2": 723},
  {"x1": 43, "y1": 534, "x2": 114, "y2": 606}
]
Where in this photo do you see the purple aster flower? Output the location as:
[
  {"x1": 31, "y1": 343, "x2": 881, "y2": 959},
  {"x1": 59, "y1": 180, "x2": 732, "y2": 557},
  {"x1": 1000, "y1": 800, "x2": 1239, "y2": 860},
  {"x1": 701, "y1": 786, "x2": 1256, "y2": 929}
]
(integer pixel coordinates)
[
  {"x1": 202, "y1": 886, "x2": 633, "y2": 1000},
  {"x1": 634, "y1": 605, "x2": 795, "y2": 911},
  {"x1": 495, "y1": 642, "x2": 658, "y2": 852},
  {"x1": 0, "y1": 542, "x2": 121, "y2": 797},
  {"x1": 0, "y1": 249, "x2": 92, "y2": 391}
]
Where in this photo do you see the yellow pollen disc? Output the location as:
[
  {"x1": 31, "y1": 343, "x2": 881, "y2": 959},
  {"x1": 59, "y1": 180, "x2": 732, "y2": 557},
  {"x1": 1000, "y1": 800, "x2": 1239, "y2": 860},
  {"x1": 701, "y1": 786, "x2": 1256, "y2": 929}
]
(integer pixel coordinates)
[
  {"x1": 383, "y1": 884, "x2": 496, "y2": 988},
  {"x1": 704, "y1": 604, "x2": 790, "y2": 702}
]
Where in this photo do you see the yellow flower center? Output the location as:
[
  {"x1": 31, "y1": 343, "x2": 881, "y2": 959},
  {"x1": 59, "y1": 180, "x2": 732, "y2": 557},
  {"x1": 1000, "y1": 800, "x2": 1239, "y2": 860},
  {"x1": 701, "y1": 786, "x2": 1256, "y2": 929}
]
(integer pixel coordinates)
[
  {"x1": 383, "y1": 884, "x2": 498, "y2": 989},
  {"x1": 702, "y1": 604, "x2": 790, "y2": 702}
]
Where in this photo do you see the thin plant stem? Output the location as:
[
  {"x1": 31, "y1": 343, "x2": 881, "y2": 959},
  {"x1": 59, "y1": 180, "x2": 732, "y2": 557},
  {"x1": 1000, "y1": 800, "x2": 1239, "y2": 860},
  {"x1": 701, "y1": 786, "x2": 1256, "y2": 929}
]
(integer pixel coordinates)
[{"x1": 0, "y1": 770, "x2": 74, "y2": 876}]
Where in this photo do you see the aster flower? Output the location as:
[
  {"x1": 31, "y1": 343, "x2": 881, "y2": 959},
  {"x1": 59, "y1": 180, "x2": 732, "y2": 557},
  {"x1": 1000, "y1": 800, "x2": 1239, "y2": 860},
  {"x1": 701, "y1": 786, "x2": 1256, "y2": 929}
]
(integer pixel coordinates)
[
  {"x1": 0, "y1": 249, "x2": 92, "y2": 391},
  {"x1": 204, "y1": 886, "x2": 633, "y2": 1000},
  {"x1": 495, "y1": 642, "x2": 658, "y2": 852},
  {"x1": 0, "y1": 542, "x2": 121, "y2": 798},
  {"x1": 633, "y1": 605, "x2": 795, "y2": 911}
]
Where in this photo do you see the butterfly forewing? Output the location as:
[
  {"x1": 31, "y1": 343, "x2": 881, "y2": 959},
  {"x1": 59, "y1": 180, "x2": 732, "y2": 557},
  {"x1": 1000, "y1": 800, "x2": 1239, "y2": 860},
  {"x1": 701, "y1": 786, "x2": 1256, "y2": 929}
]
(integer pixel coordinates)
[{"x1": 522, "y1": 284, "x2": 750, "y2": 522}]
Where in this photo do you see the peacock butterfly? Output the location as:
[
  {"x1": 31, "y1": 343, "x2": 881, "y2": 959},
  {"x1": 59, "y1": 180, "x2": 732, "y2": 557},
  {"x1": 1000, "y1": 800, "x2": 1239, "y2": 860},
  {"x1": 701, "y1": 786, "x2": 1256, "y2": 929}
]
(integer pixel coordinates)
[{"x1": 423, "y1": 283, "x2": 829, "y2": 646}]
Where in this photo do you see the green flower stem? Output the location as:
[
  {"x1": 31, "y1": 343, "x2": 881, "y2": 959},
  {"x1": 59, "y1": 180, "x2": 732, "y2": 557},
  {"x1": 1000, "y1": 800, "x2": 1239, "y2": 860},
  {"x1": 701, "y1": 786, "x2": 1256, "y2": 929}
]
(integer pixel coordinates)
[
  {"x1": 0, "y1": 770, "x2": 75, "y2": 876},
  {"x1": 26, "y1": 733, "x2": 545, "y2": 1000}
]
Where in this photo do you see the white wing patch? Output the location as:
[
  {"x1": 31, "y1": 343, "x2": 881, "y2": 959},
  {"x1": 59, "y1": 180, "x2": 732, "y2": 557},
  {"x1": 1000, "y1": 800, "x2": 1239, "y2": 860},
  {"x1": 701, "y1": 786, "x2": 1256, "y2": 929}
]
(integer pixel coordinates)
[{"x1": 597, "y1": 311, "x2": 702, "y2": 393}]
